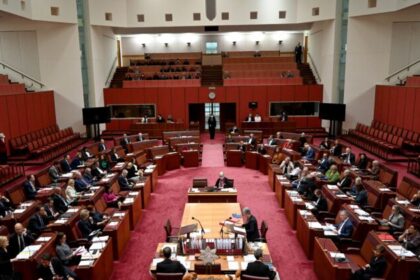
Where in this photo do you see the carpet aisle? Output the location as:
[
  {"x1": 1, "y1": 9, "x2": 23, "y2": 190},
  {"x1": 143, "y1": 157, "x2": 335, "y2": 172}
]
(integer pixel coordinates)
[{"x1": 110, "y1": 133, "x2": 317, "y2": 280}]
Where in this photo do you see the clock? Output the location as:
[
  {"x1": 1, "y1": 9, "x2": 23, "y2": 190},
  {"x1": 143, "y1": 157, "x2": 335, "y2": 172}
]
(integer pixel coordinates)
[{"x1": 208, "y1": 92, "x2": 216, "y2": 100}]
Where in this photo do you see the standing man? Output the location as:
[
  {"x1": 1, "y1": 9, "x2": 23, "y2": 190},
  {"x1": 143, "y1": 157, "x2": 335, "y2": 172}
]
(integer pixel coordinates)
[
  {"x1": 0, "y1": 133, "x2": 7, "y2": 164},
  {"x1": 208, "y1": 114, "x2": 216, "y2": 140},
  {"x1": 242, "y1": 207, "x2": 260, "y2": 242},
  {"x1": 295, "y1": 42, "x2": 303, "y2": 64}
]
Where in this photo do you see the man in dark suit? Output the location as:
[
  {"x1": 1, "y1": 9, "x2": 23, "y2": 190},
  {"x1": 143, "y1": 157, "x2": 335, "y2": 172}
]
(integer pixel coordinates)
[
  {"x1": 242, "y1": 207, "x2": 260, "y2": 242},
  {"x1": 155, "y1": 247, "x2": 186, "y2": 275},
  {"x1": 267, "y1": 135, "x2": 277, "y2": 146},
  {"x1": 156, "y1": 114, "x2": 165, "y2": 123},
  {"x1": 337, "y1": 169, "x2": 353, "y2": 191},
  {"x1": 341, "y1": 147, "x2": 356, "y2": 165},
  {"x1": 229, "y1": 126, "x2": 239, "y2": 134},
  {"x1": 208, "y1": 115, "x2": 216, "y2": 140},
  {"x1": 70, "y1": 152, "x2": 84, "y2": 170},
  {"x1": 330, "y1": 139, "x2": 342, "y2": 156},
  {"x1": 83, "y1": 168, "x2": 95, "y2": 185},
  {"x1": 52, "y1": 187, "x2": 69, "y2": 214},
  {"x1": 60, "y1": 155, "x2": 72, "y2": 173},
  {"x1": 0, "y1": 193, "x2": 12, "y2": 217},
  {"x1": 241, "y1": 249, "x2": 277, "y2": 280},
  {"x1": 98, "y1": 139, "x2": 107, "y2": 152},
  {"x1": 74, "y1": 171, "x2": 91, "y2": 192},
  {"x1": 302, "y1": 143, "x2": 315, "y2": 161},
  {"x1": 245, "y1": 113, "x2": 254, "y2": 122},
  {"x1": 81, "y1": 147, "x2": 93, "y2": 161},
  {"x1": 23, "y1": 174, "x2": 38, "y2": 200},
  {"x1": 257, "y1": 144, "x2": 267, "y2": 155},
  {"x1": 92, "y1": 162, "x2": 106, "y2": 179},
  {"x1": 214, "y1": 172, "x2": 233, "y2": 188},
  {"x1": 312, "y1": 189, "x2": 328, "y2": 217},
  {"x1": 120, "y1": 134, "x2": 130, "y2": 153},
  {"x1": 137, "y1": 132, "x2": 144, "y2": 142},
  {"x1": 0, "y1": 133, "x2": 7, "y2": 164},
  {"x1": 44, "y1": 197, "x2": 59, "y2": 221},
  {"x1": 334, "y1": 210, "x2": 353, "y2": 238},
  {"x1": 110, "y1": 148, "x2": 124, "y2": 163},
  {"x1": 280, "y1": 111, "x2": 288, "y2": 122},
  {"x1": 317, "y1": 153, "x2": 331, "y2": 173},
  {"x1": 118, "y1": 169, "x2": 133, "y2": 191},
  {"x1": 37, "y1": 254, "x2": 77, "y2": 280},
  {"x1": 27, "y1": 206, "x2": 49, "y2": 237},
  {"x1": 8, "y1": 223, "x2": 35, "y2": 257},
  {"x1": 352, "y1": 245, "x2": 387, "y2": 280},
  {"x1": 48, "y1": 163, "x2": 61, "y2": 183},
  {"x1": 355, "y1": 185, "x2": 368, "y2": 207},
  {"x1": 247, "y1": 133, "x2": 257, "y2": 150},
  {"x1": 78, "y1": 209, "x2": 95, "y2": 239}
]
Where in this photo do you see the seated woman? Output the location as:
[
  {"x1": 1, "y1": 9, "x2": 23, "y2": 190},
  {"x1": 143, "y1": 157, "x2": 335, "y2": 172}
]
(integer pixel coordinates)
[
  {"x1": 279, "y1": 157, "x2": 294, "y2": 176},
  {"x1": 325, "y1": 165, "x2": 340, "y2": 184},
  {"x1": 398, "y1": 225, "x2": 420, "y2": 256},
  {"x1": 347, "y1": 177, "x2": 363, "y2": 196},
  {"x1": 356, "y1": 153, "x2": 368, "y2": 170},
  {"x1": 410, "y1": 190, "x2": 420, "y2": 207},
  {"x1": 65, "y1": 179, "x2": 81, "y2": 205},
  {"x1": 102, "y1": 186, "x2": 123, "y2": 209},
  {"x1": 0, "y1": 235, "x2": 17, "y2": 279},
  {"x1": 381, "y1": 205, "x2": 405, "y2": 235},
  {"x1": 351, "y1": 245, "x2": 387, "y2": 280},
  {"x1": 354, "y1": 184, "x2": 368, "y2": 207},
  {"x1": 126, "y1": 162, "x2": 141, "y2": 183},
  {"x1": 271, "y1": 147, "x2": 283, "y2": 165},
  {"x1": 55, "y1": 232, "x2": 81, "y2": 266},
  {"x1": 367, "y1": 160, "x2": 380, "y2": 179}
]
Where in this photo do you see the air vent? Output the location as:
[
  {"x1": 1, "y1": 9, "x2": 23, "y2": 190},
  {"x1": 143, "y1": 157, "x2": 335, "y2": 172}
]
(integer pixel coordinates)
[
  {"x1": 165, "y1": 13, "x2": 173, "y2": 22},
  {"x1": 137, "y1": 14, "x2": 144, "y2": 22},
  {"x1": 250, "y1": 11, "x2": 258, "y2": 20},
  {"x1": 193, "y1": 13, "x2": 201, "y2": 21},
  {"x1": 368, "y1": 0, "x2": 377, "y2": 8},
  {"x1": 51, "y1": 7, "x2": 59, "y2": 16},
  {"x1": 279, "y1": 11, "x2": 286, "y2": 19},
  {"x1": 312, "y1": 7, "x2": 320, "y2": 16},
  {"x1": 105, "y1": 12, "x2": 112, "y2": 21},
  {"x1": 221, "y1": 12, "x2": 229, "y2": 20},
  {"x1": 20, "y1": 1, "x2": 25, "y2": 10}
]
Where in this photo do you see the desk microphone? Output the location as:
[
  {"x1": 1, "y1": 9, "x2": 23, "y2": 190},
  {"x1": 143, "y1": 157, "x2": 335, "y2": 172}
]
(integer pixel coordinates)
[
  {"x1": 219, "y1": 217, "x2": 232, "y2": 238},
  {"x1": 192, "y1": 217, "x2": 205, "y2": 234}
]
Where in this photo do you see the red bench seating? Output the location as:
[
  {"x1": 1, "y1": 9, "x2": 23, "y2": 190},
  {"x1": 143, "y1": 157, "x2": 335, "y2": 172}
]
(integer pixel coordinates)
[
  {"x1": 123, "y1": 79, "x2": 200, "y2": 88},
  {"x1": 226, "y1": 70, "x2": 300, "y2": 78},
  {"x1": 9, "y1": 125, "x2": 60, "y2": 154},
  {"x1": 0, "y1": 164, "x2": 25, "y2": 187},
  {"x1": 223, "y1": 63, "x2": 297, "y2": 71},
  {"x1": 224, "y1": 77, "x2": 303, "y2": 86},
  {"x1": 371, "y1": 120, "x2": 420, "y2": 150},
  {"x1": 344, "y1": 123, "x2": 405, "y2": 159}
]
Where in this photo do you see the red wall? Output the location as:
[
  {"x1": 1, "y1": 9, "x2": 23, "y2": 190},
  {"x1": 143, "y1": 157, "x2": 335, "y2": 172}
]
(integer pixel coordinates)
[
  {"x1": 104, "y1": 85, "x2": 323, "y2": 130},
  {"x1": 0, "y1": 91, "x2": 57, "y2": 140},
  {"x1": 374, "y1": 85, "x2": 420, "y2": 133}
]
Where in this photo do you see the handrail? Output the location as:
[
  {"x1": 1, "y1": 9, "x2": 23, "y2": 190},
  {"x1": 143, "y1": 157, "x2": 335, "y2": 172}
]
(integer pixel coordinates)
[
  {"x1": 385, "y1": 58, "x2": 420, "y2": 82},
  {"x1": 307, "y1": 52, "x2": 322, "y2": 83},
  {"x1": 0, "y1": 60, "x2": 45, "y2": 88},
  {"x1": 105, "y1": 56, "x2": 118, "y2": 87}
]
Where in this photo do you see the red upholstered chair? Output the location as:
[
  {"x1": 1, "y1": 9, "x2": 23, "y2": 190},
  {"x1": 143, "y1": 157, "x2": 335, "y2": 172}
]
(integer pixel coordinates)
[
  {"x1": 194, "y1": 263, "x2": 221, "y2": 274},
  {"x1": 164, "y1": 219, "x2": 179, "y2": 242},
  {"x1": 156, "y1": 273, "x2": 184, "y2": 280},
  {"x1": 241, "y1": 275, "x2": 270, "y2": 280}
]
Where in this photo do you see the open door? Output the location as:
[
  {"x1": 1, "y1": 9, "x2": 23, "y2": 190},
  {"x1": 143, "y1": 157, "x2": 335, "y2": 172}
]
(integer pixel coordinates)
[
  {"x1": 188, "y1": 104, "x2": 205, "y2": 132},
  {"x1": 220, "y1": 103, "x2": 236, "y2": 132}
]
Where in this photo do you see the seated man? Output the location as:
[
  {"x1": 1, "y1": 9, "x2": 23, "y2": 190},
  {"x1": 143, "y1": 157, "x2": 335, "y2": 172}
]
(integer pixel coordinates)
[
  {"x1": 319, "y1": 137, "x2": 330, "y2": 150},
  {"x1": 77, "y1": 209, "x2": 95, "y2": 239},
  {"x1": 317, "y1": 153, "x2": 331, "y2": 174},
  {"x1": 120, "y1": 134, "x2": 130, "y2": 153},
  {"x1": 254, "y1": 114, "x2": 262, "y2": 122},
  {"x1": 267, "y1": 135, "x2": 277, "y2": 146},
  {"x1": 91, "y1": 161, "x2": 107, "y2": 179},
  {"x1": 302, "y1": 143, "x2": 315, "y2": 161},
  {"x1": 60, "y1": 155, "x2": 72, "y2": 173},
  {"x1": 354, "y1": 184, "x2": 368, "y2": 207},
  {"x1": 337, "y1": 169, "x2": 353, "y2": 191},
  {"x1": 410, "y1": 190, "x2": 420, "y2": 207},
  {"x1": 291, "y1": 167, "x2": 309, "y2": 189},
  {"x1": 81, "y1": 147, "x2": 93, "y2": 161},
  {"x1": 23, "y1": 174, "x2": 38, "y2": 200},
  {"x1": 110, "y1": 147, "x2": 125, "y2": 163},
  {"x1": 74, "y1": 171, "x2": 91, "y2": 192},
  {"x1": 257, "y1": 144, "x2": 267, "y2": 155},
  {"x1": 297, "y1": 175, "x2": 316, "y2": 200},
  {"x1": 351, "y1": 245, "x2": 387, "y2": 280},
  {"x1": 367, "y1": 160, "x2": 380, "y2": 179},
  {"x1": 8, "y1": 223, "x2": 35, "y2": 257},
  {"x1": 52, "y1": 187, "x2": 69, "y2": 214},
  {"x1": 332, "y1": 210, "x2": 353, "y2": 238},
  {"x1": 242, "y1": 207, "x2": 260, "y2": 242},
  {"x1": 240, "y1": 249, "x2": 278, "y2": 280},
  {"x1": 137, "y1": 132, "x2": 144, "y2": 142},
  {"x1": 118, "y1": 169, "x2": 134, "y2": 191},
  {"x1": 156, "y1": 114, "x2": 165, "y2": 123},
  {"x1": 229, "y1": 126, "x2": 239, "y2": 134},
  {"x1": 340, "y1": 147, "x2": 356, "y2": 165},
  {"x1": 70, "y1": 153, "x2": 86, "y2": 174},
  {"x1": 27, "y1": 206, "x2": 49, "y2": 237},
  {"x1": 311, "y1": 189, "x2": 328, "y2": 216},
  {"x1": 37, "y1": 253, "x2": 77, "y2": 280},
  {"x1": 0, "y1": 193, "x2": 13, "y2": 217},
  {"x1": 48, "y1": 162, "x2": 61, "y2": 183},
  {"x1": 87, "y1": 205, "x2": 109, "y2": 230},
  {"x1": 155, "y1": 246, "x2": 187, "y2": 275},
  {"x1": 398, "y1": 225, "x2": 420, "y2": 256},
  {"x1": 245, "y1": 113, "x2": 254, "y2": 122},
  {"x1": 214, "y1": 171, "x2": 233, "y2": 188},
  {"x1": 98, "y1": 139, "x2": 107, "y2": 152},
  {"x1": 247, "y1": 133, "x2": 257, "y2": 151},
  {"x1": 330, "y1": 139, "x2": 342, "y2": 156},
  {"x1": 83, "y1": 168, "x2": 95, "y2": 185}
]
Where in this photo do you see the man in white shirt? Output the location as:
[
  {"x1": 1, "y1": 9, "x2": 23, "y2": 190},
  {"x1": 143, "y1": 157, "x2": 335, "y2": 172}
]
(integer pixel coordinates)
[{"x1": 254, "y1": 114, "x2": 262, "y2": 122}]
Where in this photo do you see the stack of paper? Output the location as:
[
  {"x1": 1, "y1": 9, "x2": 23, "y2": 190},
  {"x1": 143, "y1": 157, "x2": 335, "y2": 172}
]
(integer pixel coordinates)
[
  {"x1": 92, "y1": 236, "x2": 109, "y2": 242},
  {"x1": 15, "y1": 245, "x2": 42, "y2": 259},
  {"x1": 336, "y1": 194, "x2": 348, "y2": 198},
  {"x1": 228, "y1": 261, "x2": 239, "y2": 270},
  {"x1": 90, "y1": 242, "x2": 107, "y2": 250},
  {"x1": 54, "y1": 219, "x2": 67, "y2": 224},
  {"x1": 13, "y1": 209, "x2": 25, "y2": 214},
  {"x1": 324, "y1": 230, "x2": 338, "y2": 236},
  {"x1": 308, "y1": 222, "x2": 323, "y2": 229},
  {"x1": 388, "y1": 245, "x2": 416, "y2": 257},
  {"x1": 379, "y1": 187, "x2": 391, "y2": 192},
  {"x1": 329, "y1": 252, "x2": 346, "y2": 259},
  {"x1": 129, "y1": 191, "x2": 139, "y2": 196},
  {"x1": 123, "y1": 197, "x2": 134, "y2": 204},
  {"x1": 327, "y1": 185, "x2": 339, "y2": 190},
  {"x1": 37, "y1": 236, "x2": 52, "y2": 242},
  {"x1": 78, "y1": 260, "x2": 94, "y2": 267},
  {"x1": 355, "y1": 209, "x2": 369, "y2": 216},
  {"x1": 243, "y1": 254, "x2": 256, "y2": 263},
  {"x1": 305, "y1": 202, "x2": 315, "y2": 210},
  {"x1": 113, "y1": 212, "x2": 125, "y2": 218},
  {"x1": 107, "y1": 221, "x2": 118, "y2": 227}
]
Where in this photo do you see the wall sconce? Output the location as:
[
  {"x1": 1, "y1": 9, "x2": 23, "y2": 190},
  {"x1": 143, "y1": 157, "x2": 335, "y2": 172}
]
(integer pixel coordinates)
[
  {"x1": 232, "y1": 41, "x2": 236, "y2": 45},
  {"x1": 187, "y1": 42, "x2": 191, "y2": 47},
  {"x1": 142, "y1": 43, "x2": 146, "y2": 48},
  {"x1": 255, "y1": 41, "x2": 259, "y2": 45},
  {"x1": 164, "y1": 43, "x2": 169, "y2": 47},
  {"x1": 278, "y1": 40, "x2": 283, "y2": 45}
]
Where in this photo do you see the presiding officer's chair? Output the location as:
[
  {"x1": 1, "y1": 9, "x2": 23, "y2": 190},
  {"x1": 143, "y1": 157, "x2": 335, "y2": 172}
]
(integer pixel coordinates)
[
  {"x1": 156, "y1": 272, "x2": 184, "y2": 280},
  {"x1": 241, "y1": 275, "x2": 270, "y2": 280}
]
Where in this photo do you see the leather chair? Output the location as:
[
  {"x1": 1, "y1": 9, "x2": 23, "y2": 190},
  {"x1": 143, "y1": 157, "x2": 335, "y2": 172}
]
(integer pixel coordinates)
[
  {"x1": 194, "y1": 263, "x2": 221, "y2": 274},
  {"x1": 257, "y1": 220, "x2": 268, "y2": 242},
  {"x1": 164, "y1": 219, "x2": 179, "y2": 242},
  {"x1": 241, "y1": 275, "x2": 270, "y2": 280},
  {"x1": 192, "y1": 178, "x2": 208, "y2": 188},
  {"x1": 156, "y1": 272, "x2": 184, "y2": 280}
]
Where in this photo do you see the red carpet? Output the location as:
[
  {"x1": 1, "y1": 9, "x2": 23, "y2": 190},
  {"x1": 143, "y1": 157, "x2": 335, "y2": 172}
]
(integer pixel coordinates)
[{"x1": 110, "y1": 133, "x2": 317, "y2": 280}]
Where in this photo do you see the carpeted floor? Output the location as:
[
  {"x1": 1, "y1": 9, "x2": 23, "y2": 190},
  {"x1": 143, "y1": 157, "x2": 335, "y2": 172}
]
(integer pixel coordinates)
[{"x1": 110, "y1": 134, "x2": 317, "y2": 280}]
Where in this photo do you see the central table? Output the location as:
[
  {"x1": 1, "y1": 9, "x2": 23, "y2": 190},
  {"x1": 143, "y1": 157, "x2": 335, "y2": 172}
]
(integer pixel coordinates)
[
  {"x1": 187, "y1": 188, "x2": 238, "y2": 203},
  {"x1": 180, "y1": 203, "x2": 243, "y2": 238}
]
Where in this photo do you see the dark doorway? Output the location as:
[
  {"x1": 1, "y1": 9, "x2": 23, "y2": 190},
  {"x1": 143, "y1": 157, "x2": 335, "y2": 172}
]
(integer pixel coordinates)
[
  {"x1": 220, "y1": 103, "x2": 236, "y2": 132},
  {"x1": 188, "y1": 103, "x2": 205, "y2": 132}
]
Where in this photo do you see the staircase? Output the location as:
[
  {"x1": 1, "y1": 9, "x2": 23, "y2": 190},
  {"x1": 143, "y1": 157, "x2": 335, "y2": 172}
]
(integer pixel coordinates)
[
  {"x1": 297, "y1": 63, "x2": 317, "y2": 85},
  {"x1": 110, "y1": 67, "x2": 129, "y2": 88},
  {"x1": 201, "y1": 65, "x2": 224, "y2": 86}
]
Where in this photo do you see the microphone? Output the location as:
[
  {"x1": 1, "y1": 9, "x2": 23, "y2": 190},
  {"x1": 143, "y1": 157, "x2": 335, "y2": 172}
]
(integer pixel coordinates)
[
  {"x1": 219, "y1": 217, "x2": 232, "y2": 238},
  {"x1": 192, "y1": 217, "x2": 205, "y2": 235}
]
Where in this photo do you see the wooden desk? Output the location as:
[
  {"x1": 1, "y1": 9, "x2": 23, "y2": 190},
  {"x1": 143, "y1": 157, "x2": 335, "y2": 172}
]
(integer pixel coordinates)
[
  {"x1": 121, "y1": 190, "x2": 143, "y2": 230},
  {"x1": 103, "y1": 210, "x2": 130, "y2": 260},
  {"x1": 322, "y1": 185, "x2": 353, "y2": 215},
  {"x1": 128, "y1": 139, "x2": 160, "y2": 153},
  {"x1": 364, "y1": 180, "x2": 396, "y2": 210},
  {"x1": 175, "y1": 143, "x2": 202, "y2": 153},
  {"x1": 274, "y1": 175, "x2": 292, "y2": 208},
  {"x1": 180, "y1": 203, "x2": 243, "y2": 239},
  {"x1": 245, "y1": 151, "x2": 259, "y2": 170},
  {"x1": 144, "y1": 165, "x2": 158, "y2": 192},
  {"x1": 130, "y1": 122, "x2": 186, "y2": 139},
  {"x1": 226, "y1": 150, "x2": 242, "y2": 167},
  {"x1": 296, "y1": 209, "x2": 324, "y2": 259},
  {"x1": 258, "y1": 154, "x2": 271, "y2": 175},
  {"x1": 1, "y1": 201, "x2": 40, "y2": 232},
  {"x1": 165, "y1": 152, "x2": 182, "y2": 171},
  {"x1": 342, "y1": 204, "x2": 378, "y2": 242},
  {"x1": 329, "y1": 156, "x2": 351, "y2": 173},
  {"x1": 281, "y1": 148, "x2": 301, "y2": 162},
  {"x1": 268, "y1": 164, "x2": 282, "y2": 191},
  {"x1": 284, "y1": 190, "x2": 306, "y2": 229},
  {"x1": 77, "y1": 186, "x2": 104, "y2": 210},
  {"x1": 13, "y1": 232, "x2": 57, "y2": 280},
  {"x1": 49, "y1": 207, "x2": 82, "y2": 241},
  {"x1": 75, "y1": 238, "x2": 114, "y2": 280},
  {"x1": 35, "y1": 187, "x2": 56, "y2": 203},
  {"x1": 187, "y1": 188, "x2": 238, "y2": 203},
  {"x1": 182, "y1": 150, "x2": 200, "y2": 167},
  {"x1": 313, "y1": 238, "x2": 352, "y2": 280}
]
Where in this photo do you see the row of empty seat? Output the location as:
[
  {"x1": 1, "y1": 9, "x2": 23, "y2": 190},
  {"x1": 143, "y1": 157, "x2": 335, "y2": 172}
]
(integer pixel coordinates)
[
  {"x1": 371, "y1": 120, "x2": 420, "y2": 150},
  {"x1": 9, "y1": 125, "x2": 59, "y2": 154},
  {"x1": 224, "y1": 70, "x2": 299, "y2": 78},
  {"x1": 224, "y1": 77, "x2": 303, "y2": 86},
  {"x1": 123, "y1": 79, "x2": 201, "y2": 88}
]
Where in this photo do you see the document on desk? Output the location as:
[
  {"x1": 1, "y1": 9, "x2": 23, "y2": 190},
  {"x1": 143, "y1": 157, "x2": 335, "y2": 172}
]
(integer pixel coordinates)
[
  {"x1": 54, "y1": 219, "x2": 67, "y2": 224},
  {"x1": 92, "y1": 236, "x2": 109, "y2": 242},
  {"x1": 243, "y1": 254, "x2": 256, "y2": 263},
  {"x1": 67, "y1": 208, "x2": 78, "y2": 213},
  {"x1": 327, "y1": 185, "x2": 339, "y2": 190},
  {"x1": 129, "y1": 191, "x2": 139, "y2": 196},
  {"x1": 324, "y1": 230, "x2": 338, "y2": 236},
  {"x1": 226, "y1": 256, "x2": 235, "y2": 262},
  {"x1": 379, "y1": 187, "x2": 391, "y2": 192},
  {"x1": 308, "y1": 222, "x2": 323, "y2": 229},
  {"x1": 123, "y1": 198, "x2": 134, "y2": 204},
  {"x1": 359, "y1": 216, "x2": 375, "y2": 222},
  {"x1": 79, "y1": 260, "x2": 94, "y2": 267},
  {"x1": 152, "y1": 258, "x2": 164, "y2": 266},
  {"x1": 107, "y1": 221, "x2": 118, "y2": 227},
  {"x1": 37, "y1": 236, "x2": 52, "y2": 242},
  {"x1": 354, "y1": 209, "x2": 369, "y2": 216},
  {"x1": 15, "y1": 245, "x2": 42, "y2": 259},
  {"x1": 388, "y1": 245, "x2": 416, "y2": 257},
  {"x1": 13, "y1": 209, "x2": 25, "y2": 214},
  {"x1": 305, "y1": 202, "x2": 315, "y2": 210},
  {"x1": 228, "y1": 261, "x2": 240, "y2": 270},
  {"x1": 336, "y1": 194, "x2": 348, "y2": 198},
  {"x1": 329, "y1": 252, "x2": 346, "y2": 259},
  {"x1": 90, "y1": 242, "x2": 107, "y2": 250}
]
